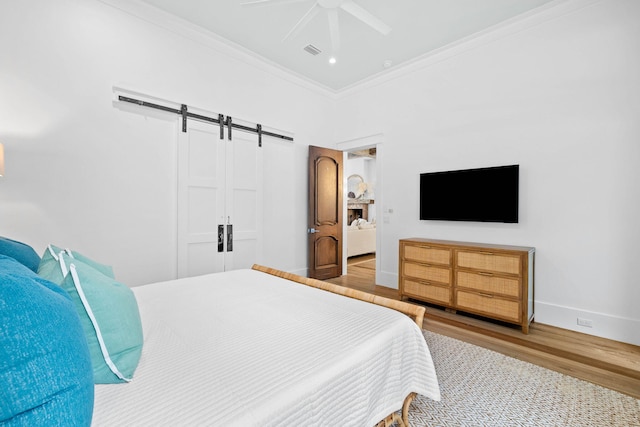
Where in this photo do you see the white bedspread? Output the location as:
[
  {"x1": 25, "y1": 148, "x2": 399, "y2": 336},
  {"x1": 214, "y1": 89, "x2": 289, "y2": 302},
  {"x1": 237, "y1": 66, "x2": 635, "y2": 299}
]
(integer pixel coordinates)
[{"x1": 92, "y1": 269, "x2": 440, "y2": 426}]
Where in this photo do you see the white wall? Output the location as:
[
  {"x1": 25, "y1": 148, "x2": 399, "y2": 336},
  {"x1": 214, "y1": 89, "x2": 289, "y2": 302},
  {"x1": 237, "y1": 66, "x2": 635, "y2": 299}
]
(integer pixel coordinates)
[
  {"x1": 2, "y1": 0, "x2": 638, "y2": 346},
  {"x1": 333, "y1": 0, "x2": 640, "y2": 345},
  {"x1": 0, "y1": 0, "x2": 334, "y2": 285}
]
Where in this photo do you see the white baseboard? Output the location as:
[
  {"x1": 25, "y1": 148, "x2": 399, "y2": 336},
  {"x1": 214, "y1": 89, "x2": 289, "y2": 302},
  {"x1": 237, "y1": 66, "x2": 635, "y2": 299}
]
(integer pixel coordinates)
[
  {"x1": 535, "y1": 301, "x2": 640, "y2": 346},
  {"x1": 378, "y1": 271, "x2": 399, "y2": 290}
]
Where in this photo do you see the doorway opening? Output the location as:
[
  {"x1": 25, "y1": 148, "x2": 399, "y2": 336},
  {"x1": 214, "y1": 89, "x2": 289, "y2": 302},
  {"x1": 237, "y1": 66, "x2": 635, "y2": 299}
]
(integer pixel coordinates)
[{"x1": 345, "y1": 147, "x2": 377, "y2": 286}]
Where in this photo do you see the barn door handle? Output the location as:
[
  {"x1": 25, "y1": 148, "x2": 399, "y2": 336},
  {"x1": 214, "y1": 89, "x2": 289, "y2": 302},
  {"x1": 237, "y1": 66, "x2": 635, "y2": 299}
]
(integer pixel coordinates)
[
  {"x1": 218, "y1": 225, "x2": 224, "y2": 252},
  {"x1": 226, "y1": 224, "x2": 233, "y2": 252}
]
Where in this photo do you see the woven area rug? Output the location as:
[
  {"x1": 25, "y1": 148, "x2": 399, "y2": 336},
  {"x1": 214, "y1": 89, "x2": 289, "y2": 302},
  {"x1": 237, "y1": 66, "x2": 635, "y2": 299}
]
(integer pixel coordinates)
[{"x1": 406, "y1": 330, "x2": 640, "y2": 426}]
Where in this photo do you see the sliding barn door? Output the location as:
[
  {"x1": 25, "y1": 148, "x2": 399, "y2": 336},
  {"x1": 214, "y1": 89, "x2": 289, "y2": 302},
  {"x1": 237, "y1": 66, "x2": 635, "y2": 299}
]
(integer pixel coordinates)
[
  {"x1": 177, "y1": 120, "x2": 262, "y2": 278},
  {"x1": 224, "y1": 131, "x2": 263, "y2": 271}
]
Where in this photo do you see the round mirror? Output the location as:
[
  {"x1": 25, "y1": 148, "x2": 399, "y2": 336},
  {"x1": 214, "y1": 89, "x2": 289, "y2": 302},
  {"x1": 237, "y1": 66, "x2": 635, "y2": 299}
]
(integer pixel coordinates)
[{"x1": 347, "y1": 174, "x2": 364, "y2": 199}]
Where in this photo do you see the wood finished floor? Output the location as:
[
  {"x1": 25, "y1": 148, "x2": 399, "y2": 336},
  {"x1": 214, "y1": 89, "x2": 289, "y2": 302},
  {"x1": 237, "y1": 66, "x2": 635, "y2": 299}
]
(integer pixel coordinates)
[{"x1": 327, "y1": 254, "x2": 640, "y2": 399}]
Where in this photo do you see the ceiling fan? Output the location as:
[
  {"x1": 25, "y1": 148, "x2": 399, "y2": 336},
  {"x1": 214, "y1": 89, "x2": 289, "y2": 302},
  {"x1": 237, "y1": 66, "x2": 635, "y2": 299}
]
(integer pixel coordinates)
[{"x1": 241, "y1": 0, "x2": 392, "y2": 53}]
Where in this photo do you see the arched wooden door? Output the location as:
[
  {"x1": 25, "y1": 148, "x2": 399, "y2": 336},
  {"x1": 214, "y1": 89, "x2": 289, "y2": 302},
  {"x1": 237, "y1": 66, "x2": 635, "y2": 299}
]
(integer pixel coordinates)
[{"x1": 308, "y1": 145, "x2": 343, "y2": 279}]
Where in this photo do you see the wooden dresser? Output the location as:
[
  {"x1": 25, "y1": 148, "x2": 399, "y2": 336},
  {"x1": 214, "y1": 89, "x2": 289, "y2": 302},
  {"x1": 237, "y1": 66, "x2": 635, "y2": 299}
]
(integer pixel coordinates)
[{"x1": 399, "y1": 238, "x2": 535, "y2": 333}]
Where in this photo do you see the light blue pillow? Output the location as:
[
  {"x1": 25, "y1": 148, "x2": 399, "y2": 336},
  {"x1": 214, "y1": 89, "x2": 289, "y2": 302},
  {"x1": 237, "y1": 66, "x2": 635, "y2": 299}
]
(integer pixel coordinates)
[
  {"x1": 44, "y1": 244, "x2": 115, "y2": 279},
  {"x1": 36, "y1": 245, "x2": 67, "y2": 285},
  {"x1": 60, "y1": 255, "x2": 143, "y2": 384},
  {"x1": 0, "y1": 255, "x2": 94, "y2": 426},
  {"x1": 0, "y1": 236, "x2": 40, "y2": 272}
]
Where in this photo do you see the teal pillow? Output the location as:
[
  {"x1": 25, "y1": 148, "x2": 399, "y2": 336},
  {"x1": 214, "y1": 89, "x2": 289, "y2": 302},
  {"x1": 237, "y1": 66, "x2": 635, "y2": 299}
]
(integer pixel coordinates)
[
  {"x1": 60, "y1": 255, "x2": 143, "y2": 384},
  {"x1": 65, "y1": 249, "x2": 114, "y2": 279},
  {"x1": 42, "y1": 244, "x2": 114, "y2": 279},
  {"x1": 36, "y1": 245, "x2": 67, "y2": 285},
  {"x1": 0, "y1": 255, "x2": 94, "y2": 426},
  {"x1": 0, "y1": 236, "x2": 40, "y2": 272}
]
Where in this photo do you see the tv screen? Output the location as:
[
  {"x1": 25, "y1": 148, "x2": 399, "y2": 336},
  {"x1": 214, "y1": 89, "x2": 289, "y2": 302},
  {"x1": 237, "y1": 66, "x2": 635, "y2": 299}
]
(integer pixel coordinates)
[{"x1": 420, "y1": 165, "x2": 519, "y2": 223}]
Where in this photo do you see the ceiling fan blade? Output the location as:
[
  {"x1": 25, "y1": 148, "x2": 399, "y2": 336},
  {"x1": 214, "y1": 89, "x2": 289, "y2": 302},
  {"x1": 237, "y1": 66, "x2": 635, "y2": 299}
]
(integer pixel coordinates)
[
  {"x1": 340, "y1": 0, "x2": 391, "y2": 35},
  {"x1": 241, "y1": 0, "x2": 310, "y2": 7},
  {"x1": 282, "y1": 3, "x2": 320, "y2": 42},
  {"x1": 327, "y1": 9, "x2": 340, "y2": 52}
]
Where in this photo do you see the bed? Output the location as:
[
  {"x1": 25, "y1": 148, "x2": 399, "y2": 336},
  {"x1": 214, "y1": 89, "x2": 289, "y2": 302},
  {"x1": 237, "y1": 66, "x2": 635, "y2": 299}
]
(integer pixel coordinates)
[{"x1": 1, "y1": 237, "x2": 440, "y2": 427}]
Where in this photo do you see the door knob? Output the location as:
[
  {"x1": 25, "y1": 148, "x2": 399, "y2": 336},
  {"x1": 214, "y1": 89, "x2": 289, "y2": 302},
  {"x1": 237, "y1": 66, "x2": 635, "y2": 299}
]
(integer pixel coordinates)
[{"x1": 308, "y1": 228, "x2": 319, "y2": 234}]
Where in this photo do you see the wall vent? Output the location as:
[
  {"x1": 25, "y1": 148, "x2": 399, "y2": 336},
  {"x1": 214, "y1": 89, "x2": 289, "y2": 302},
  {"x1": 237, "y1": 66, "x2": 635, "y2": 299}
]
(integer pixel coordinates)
[{"x1": 303, "y1": 44, "x2": 322, "y2": 56}]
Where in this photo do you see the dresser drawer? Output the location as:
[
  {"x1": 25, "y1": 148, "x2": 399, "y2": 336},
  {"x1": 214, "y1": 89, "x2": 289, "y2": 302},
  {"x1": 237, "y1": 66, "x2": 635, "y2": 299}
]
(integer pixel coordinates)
[
  {"x1": 403, "y1": 279, "x2": 452, "y2": 305},
  {"x1": 403, "y1": 245, "x2": 451, "y2": 266},
  {"x1": 399, "y1": 238, "x2": 534, "y2": 334},
  {"x1": 456, "y1": 271, "x2": 521, "y2": 298},
  {"x1": 403, "y1": 262, "x2": 451, "y2": 284},
  {"x1": 456, "y1": 290, "x2": 521, "y2": 323},
  {"x1": 456, "y1": 250, "x2": 521, "y2": 275}
]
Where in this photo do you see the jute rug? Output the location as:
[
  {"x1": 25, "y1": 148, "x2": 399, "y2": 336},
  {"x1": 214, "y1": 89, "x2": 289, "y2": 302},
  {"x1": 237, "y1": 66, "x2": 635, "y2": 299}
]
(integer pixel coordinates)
[{"x1": 405, "y1": 330, "x2": 640, "y2": 426}]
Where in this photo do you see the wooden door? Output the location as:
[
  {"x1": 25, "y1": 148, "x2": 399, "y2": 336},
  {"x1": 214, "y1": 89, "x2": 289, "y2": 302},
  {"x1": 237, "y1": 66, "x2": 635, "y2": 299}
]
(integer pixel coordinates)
[
  {"x1": 308, "y1": 145, "x2": 343, "y2": 279},
  {"x1": 177, "y1": 121, "x2": 263, "y2": 277}
]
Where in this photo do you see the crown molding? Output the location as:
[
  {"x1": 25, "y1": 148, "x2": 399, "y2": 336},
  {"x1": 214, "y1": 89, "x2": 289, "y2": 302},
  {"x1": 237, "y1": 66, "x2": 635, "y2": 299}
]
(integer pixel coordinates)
[
  {"x1": 97, "y1": 0, "x2": 339, "y2": 99},
  {"x1": 97, "y1": 0, "x2": 602, "y2": 101},
  {"x1": 334, "y1": 0, "x2": 603, "y2": 99}
]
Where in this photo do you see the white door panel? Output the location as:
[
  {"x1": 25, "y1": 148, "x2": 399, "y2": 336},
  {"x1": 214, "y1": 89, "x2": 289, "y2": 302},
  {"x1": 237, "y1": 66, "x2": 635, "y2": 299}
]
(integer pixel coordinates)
[
  {"x1": 223, "y1": 132, "x2": 263, "y2": 271},
  {"x1": 178, "y1": 121, "x2": 225, "y2": 278},
  {"x1": 178, "y1": 120, "x2": 262, "y2": 277}
]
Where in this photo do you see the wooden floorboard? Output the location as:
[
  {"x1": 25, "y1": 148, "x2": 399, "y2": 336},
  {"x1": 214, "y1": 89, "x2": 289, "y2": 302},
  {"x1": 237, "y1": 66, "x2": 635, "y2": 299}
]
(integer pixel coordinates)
[{"x1": 328, "y1": 255, "x2": 640, "y2": 399}]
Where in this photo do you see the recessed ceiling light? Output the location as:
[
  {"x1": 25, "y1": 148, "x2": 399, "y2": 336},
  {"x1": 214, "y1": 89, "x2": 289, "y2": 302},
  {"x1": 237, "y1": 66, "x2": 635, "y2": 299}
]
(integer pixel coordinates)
[
  {"x1": 329, "y1": 56, "x2": 337, "y2": 65},
  {"x1": 383, "y1": 60, "x2": 392, "y2": 68}
]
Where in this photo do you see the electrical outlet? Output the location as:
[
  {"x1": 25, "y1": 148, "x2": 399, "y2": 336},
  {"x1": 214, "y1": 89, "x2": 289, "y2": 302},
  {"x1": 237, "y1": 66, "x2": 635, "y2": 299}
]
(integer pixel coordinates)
[{"x1": 577, "y1": 317, "x2": 593, "y2": 328}]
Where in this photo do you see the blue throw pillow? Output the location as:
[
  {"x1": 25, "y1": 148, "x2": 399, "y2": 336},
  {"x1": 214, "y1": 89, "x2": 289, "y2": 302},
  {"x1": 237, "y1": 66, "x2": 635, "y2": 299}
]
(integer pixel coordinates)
[
  {"x1": 61, "y1": 254, "x2": 143, "y2": 384},
  {"x1": 0, "y1": 255, "x2": 94, "y2": 426},
  {"x1": 0, "y1": 237, "x2": 40, "y2": 272},
  {"x1": 0, "y1": 254, "x2": 40, "y2": 279}
]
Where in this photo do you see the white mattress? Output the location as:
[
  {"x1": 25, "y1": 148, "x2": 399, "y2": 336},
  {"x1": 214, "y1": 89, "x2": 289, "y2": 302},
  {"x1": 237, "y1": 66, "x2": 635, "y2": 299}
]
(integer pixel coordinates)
[{"x1": 92, "y1": 269, "x2": 440, "y2": 426}]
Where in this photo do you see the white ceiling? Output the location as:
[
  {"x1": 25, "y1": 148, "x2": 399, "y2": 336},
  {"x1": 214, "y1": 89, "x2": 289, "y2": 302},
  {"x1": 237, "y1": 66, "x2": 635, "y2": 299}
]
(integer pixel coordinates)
[{"x1": 137, "y1": 0, "x2": 555, "y2": 91}]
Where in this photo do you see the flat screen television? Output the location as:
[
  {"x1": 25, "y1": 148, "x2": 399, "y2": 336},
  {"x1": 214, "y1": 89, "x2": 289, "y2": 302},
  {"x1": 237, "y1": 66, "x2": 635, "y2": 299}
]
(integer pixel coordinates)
[{"x1": 420, "y1": 165, "x2": 519, "y2": 223}]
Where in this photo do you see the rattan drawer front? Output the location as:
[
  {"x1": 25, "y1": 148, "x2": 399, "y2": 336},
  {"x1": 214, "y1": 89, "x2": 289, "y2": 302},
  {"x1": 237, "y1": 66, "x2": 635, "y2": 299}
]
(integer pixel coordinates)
[
  {"x1": 403, "y1": 279, "x2": 452, "y2": 305},
  {"x1": 403, "y1": 245, "x2": 451, "y2": 266},
  {"x1": 457, "y1": 251, "x2": 521, "y2": 275},
  {"x1": 456, "y1": 291, "x2": 520, "y2": 323},
  {"x1": 399, "y1": 238, "x2": 534, "y2": 333},
  {"x1": 403, "y1": 262, "x2": 451, "y2": 284},
  {"x1": 456, "y1": 271, "x2": 521, "y2": 298}
]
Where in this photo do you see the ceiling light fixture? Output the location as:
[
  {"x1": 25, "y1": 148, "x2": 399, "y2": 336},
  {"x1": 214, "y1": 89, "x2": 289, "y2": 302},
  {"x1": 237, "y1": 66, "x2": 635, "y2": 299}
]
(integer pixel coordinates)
[{"x1": 329, "y1": 56, "x2": 337, "y2": 65}]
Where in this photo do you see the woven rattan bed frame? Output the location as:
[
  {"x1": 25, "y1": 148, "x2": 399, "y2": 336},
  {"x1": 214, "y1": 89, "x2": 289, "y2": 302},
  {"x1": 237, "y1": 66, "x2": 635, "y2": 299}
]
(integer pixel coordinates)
[{"x1": 252, "y1": 264, "x2": 425, "y2": 427}]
